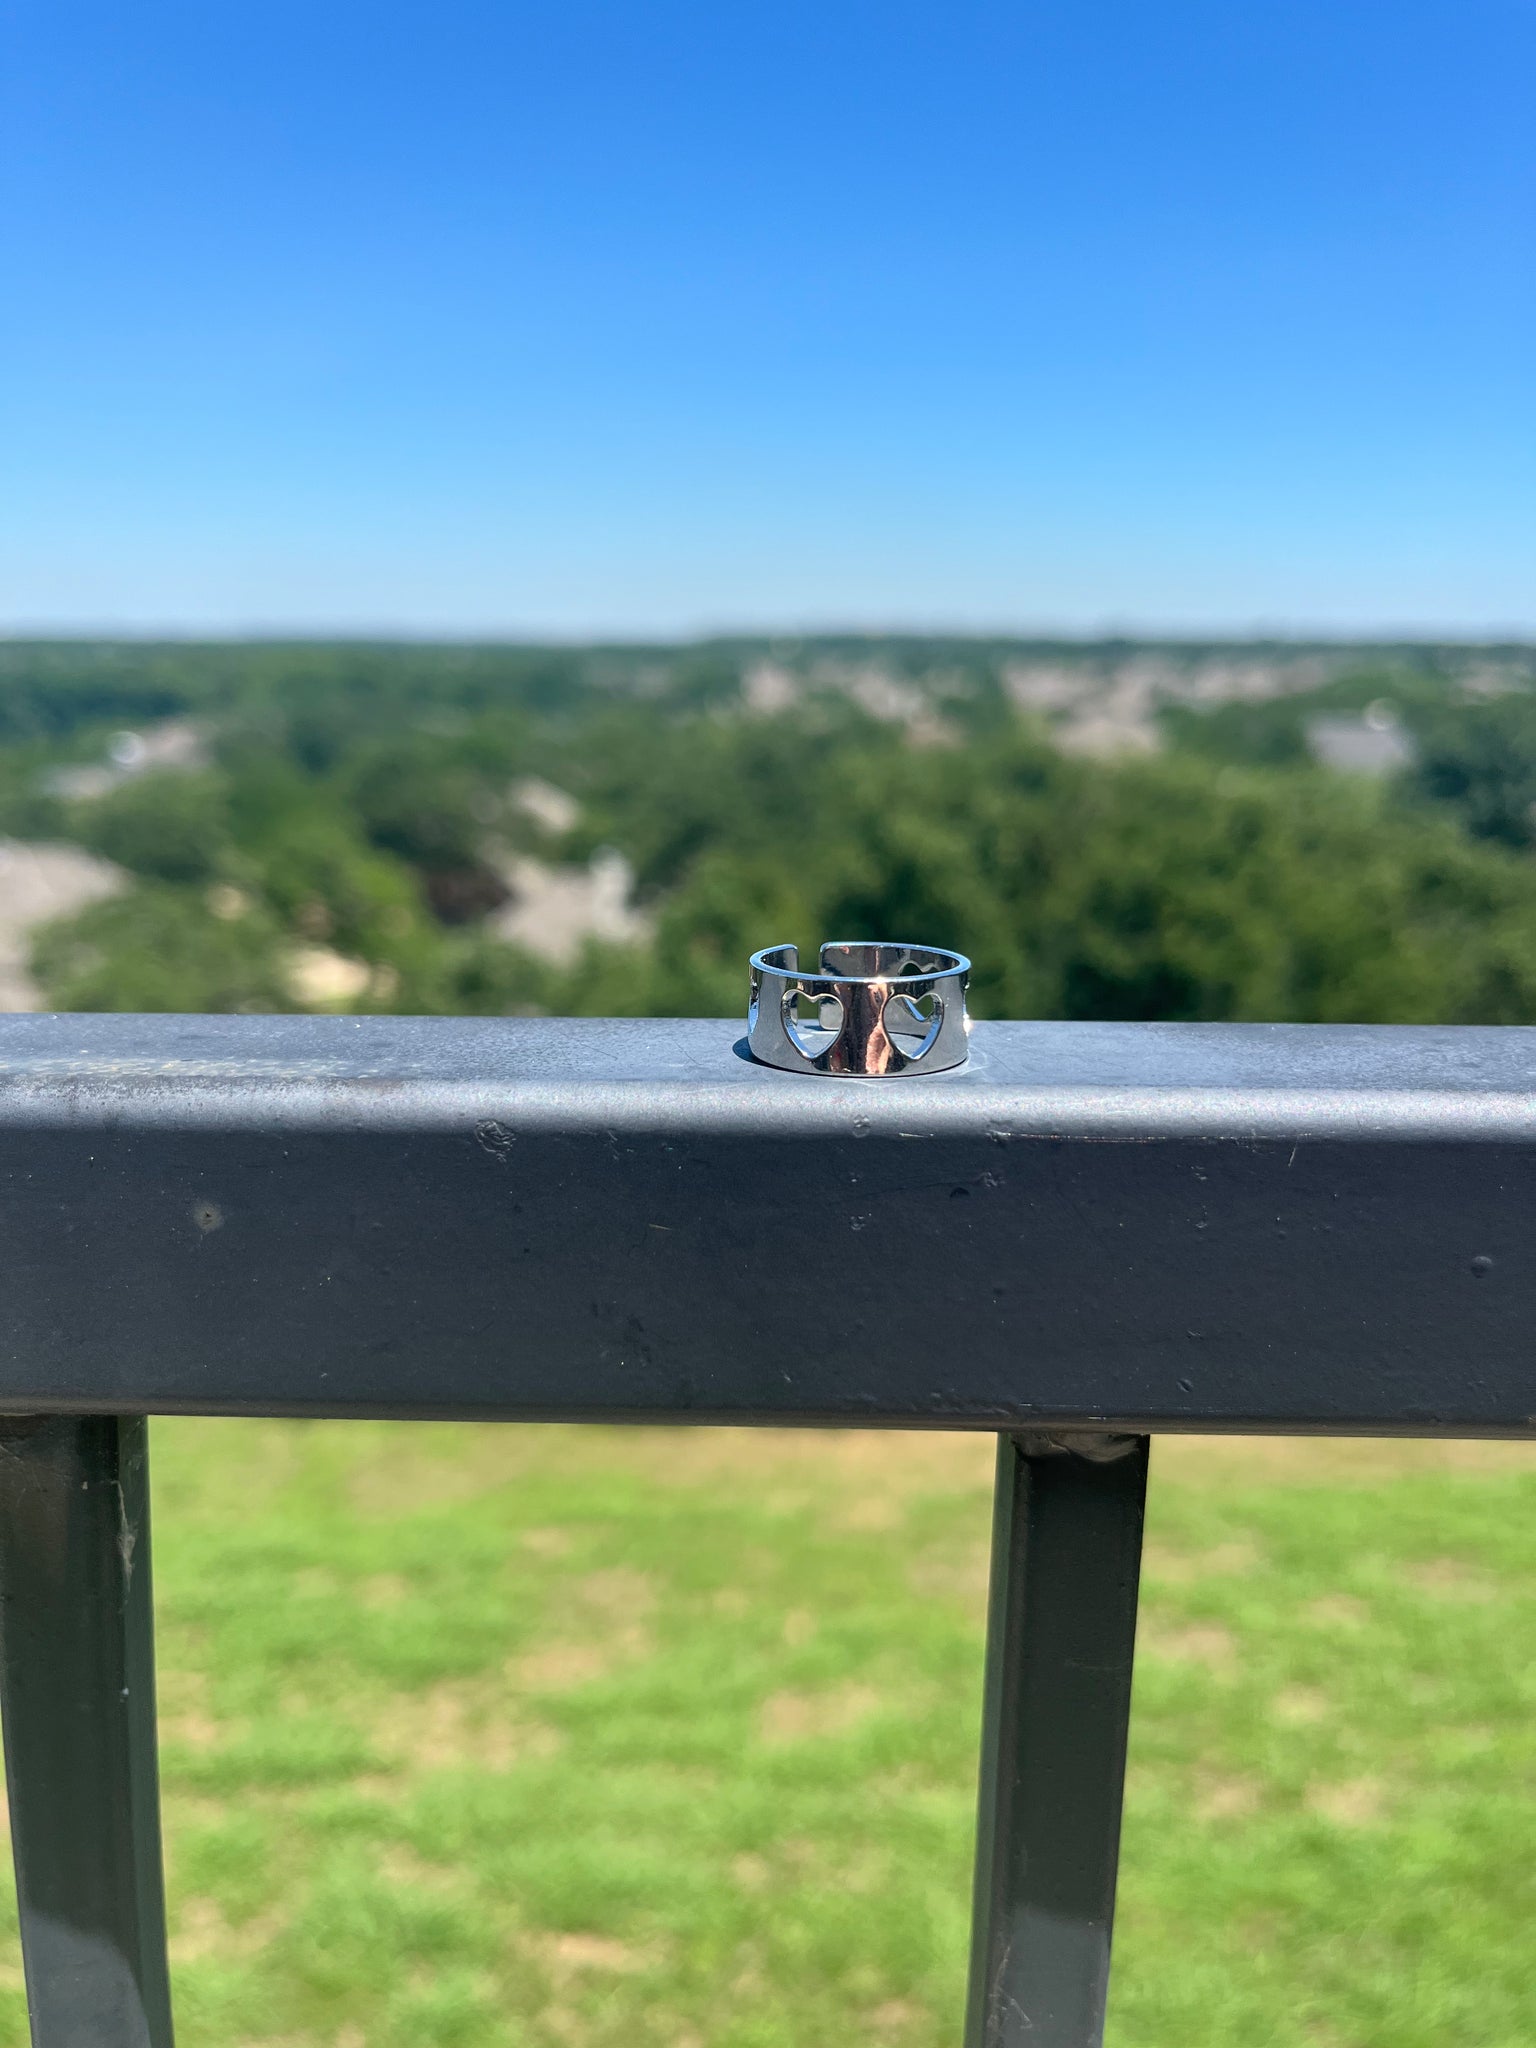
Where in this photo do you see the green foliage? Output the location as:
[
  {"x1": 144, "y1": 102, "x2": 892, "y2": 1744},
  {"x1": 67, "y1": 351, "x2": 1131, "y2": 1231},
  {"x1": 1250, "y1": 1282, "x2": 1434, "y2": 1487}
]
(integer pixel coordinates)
[
  {"x1": 1159, "y1": 669, "x2": 1449, "y2": 769},
  {"x1": 0, "y1": 643, "x2": 196, "y2": 740},
  {"x1": 0, "y1": 757, "x2": 66, "y2": 842},
  {"x1": 667, "y1": 650, "x2": 742, "y2": 709},
  {"x1": 345, "y1": 743, "x2": 491, "y2": 872},
  {"x1": 368, "y1": 931, "x2": 552, "y2": 1019},
  {"x1": 257, "y1": 817, "x2": 424, "y2": 957},
  {"x1": 1407, "y1": 693, "x2": 1536, "y2": 850},
  {"x1": 30, "y1": 887, "x2": 291, "y2": 1013},
  {"x1": 216, "y1": 755, "x2": 429, "y2": 957},
  {"x1": 71, "y1": 771, "x2": 233, "y2": 884},
  {"x1": 7, "y1": 637, "x2": 1536, "y2": 1028},
  {"x1": 561, "y1": 728, "x2": 1536, "y2": 1025},
  {"x1": 1160, "y1": 698, "x2": 1314, "y2": 767},
  {"x1": 959, "y1": 750, "x2": 1536, "y2": 1025}
]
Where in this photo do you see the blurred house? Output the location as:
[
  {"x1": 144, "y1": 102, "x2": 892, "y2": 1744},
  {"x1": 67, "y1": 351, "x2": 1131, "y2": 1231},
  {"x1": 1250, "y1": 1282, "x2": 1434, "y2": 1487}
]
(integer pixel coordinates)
[
  {"x1": 1307, "y1": 703, "x2": 1417, "y2": 776},
  {"x1": 0, "y1": 840, "x2": 126, "y2": 1009},
  {"x1": 487, "y1": 849, "x2": 651, "y2": 966},
  {"x1": 42, "y1": 721, "x2": 208, "y2": 801}
]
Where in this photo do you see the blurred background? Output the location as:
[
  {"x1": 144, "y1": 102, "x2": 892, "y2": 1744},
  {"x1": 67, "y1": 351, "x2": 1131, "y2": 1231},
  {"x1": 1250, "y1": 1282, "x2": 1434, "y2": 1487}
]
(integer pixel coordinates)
[{"x1": 2, "y1": 3, "x2": 1534, "y2": 2044}]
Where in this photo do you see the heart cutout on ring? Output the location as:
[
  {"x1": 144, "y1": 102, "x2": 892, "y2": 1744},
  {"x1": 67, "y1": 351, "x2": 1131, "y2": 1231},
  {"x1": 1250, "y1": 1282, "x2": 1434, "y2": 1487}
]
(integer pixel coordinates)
[
  {"x1": 781, "y1": 986, "x2": 845, "y2": 1061},
  {"x1": 882, "y1": 989, "x2": 944, "y2": 1061}
]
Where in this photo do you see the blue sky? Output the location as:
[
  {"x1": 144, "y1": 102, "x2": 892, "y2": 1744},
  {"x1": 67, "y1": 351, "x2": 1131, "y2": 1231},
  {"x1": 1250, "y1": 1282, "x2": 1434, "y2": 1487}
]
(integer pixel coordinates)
[{"x1": 3, "y1": 1, "x2": 1532, "y2": 636}]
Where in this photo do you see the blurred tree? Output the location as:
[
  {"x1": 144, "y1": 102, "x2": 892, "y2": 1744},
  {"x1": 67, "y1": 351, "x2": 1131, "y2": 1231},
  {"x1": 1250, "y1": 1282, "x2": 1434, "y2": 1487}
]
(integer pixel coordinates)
[
  {"x1": 585, "y1": 729, "x2": 1536, "y2": 1026},
  {"x1": 31, "y1": 888, "x2": 289, "y2": 1013},
  {"x1": 70, "y1": 772, "x2": 232, "y2": 884},
  {"x1": 1407, "y1": 695, "x2": 1536, "y2": 850},
  {"x1": 253, "y1": 816, "x2": 425, "y2": 957}
]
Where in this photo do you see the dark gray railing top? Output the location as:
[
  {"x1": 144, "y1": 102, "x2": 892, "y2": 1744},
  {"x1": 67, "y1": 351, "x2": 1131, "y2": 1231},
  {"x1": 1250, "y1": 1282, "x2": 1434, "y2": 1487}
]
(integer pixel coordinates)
[
  {"x1": 1, "y1": 1013, "x2": 1533, "y2": 1433},
  {"x1": 4, "y1": 1010, "x2": 1536, "y2": 1133}
]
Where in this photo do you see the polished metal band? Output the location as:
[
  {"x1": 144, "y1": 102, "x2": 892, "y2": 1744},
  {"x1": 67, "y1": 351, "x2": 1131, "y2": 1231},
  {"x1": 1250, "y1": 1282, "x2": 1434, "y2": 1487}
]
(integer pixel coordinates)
[{"x1": 747, "y1": 941, "x2": 971, "y2": 1077}]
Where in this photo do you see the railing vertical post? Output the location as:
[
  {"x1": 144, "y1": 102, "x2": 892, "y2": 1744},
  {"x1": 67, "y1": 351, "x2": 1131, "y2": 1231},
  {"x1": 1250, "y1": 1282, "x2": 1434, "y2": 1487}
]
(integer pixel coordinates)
[
  {"x1": 0, "y1": 1415, "x2": 175, "y2": 2048},
  {"x1": 965, "y1": 1432, "x2": 1149, "y2": 2048}
]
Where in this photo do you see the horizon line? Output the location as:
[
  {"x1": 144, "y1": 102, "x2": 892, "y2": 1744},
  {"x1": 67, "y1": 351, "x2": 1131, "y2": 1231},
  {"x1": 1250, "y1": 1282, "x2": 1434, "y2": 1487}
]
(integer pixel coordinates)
[{"x1": 3, "y1": 621, "x2": 1535, "y2": 651}]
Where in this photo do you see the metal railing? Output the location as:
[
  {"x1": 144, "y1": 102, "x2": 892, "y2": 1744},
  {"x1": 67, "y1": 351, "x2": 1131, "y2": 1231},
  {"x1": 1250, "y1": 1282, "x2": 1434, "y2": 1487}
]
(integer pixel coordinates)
[{"x1": 1, "y1": 1010, "x2": 1533, "y2": 2046}]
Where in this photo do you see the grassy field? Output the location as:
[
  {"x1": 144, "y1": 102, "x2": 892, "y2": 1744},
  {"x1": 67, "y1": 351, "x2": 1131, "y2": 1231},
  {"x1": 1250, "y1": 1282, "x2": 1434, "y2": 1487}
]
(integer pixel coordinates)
[{"x1": 1, "y1": 1425, "x2": 1534, "y2": 2047}]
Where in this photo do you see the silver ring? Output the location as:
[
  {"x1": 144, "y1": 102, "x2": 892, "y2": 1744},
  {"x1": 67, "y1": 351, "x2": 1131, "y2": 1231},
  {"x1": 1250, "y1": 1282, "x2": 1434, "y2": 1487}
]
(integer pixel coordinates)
[{"x1": 748, "y1": 941, "x2": 971, "y2": 1077}]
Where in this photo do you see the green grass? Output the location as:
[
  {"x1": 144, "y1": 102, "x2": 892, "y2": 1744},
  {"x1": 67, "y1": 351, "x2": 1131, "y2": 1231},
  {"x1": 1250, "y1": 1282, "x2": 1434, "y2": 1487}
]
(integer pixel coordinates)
[{"x1": 1, "y1": 1426, "x2": 1535, "y2": 2046}]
